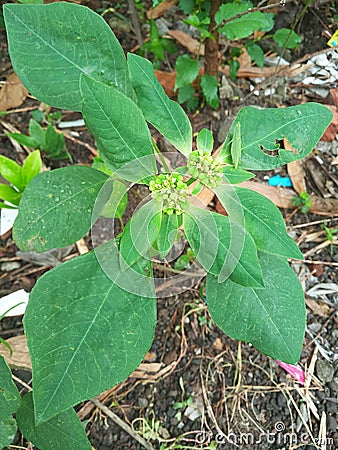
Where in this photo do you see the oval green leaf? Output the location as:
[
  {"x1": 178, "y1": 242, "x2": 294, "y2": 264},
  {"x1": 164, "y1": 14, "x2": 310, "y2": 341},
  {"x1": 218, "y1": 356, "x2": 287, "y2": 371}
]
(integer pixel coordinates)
[
  {"x1": 13, "y1": 166, "x2": 109, "y2": 252},
  {"x1": 3, "y1": 2, "x2": 134, "y2": 111},
  {"x1": 206, "y1": 252, "x2": 305, "y2": 364},
  {"x1": 215, "y1": 184, "x2": 303, "y2": 259},
  {"x1": 219, "y1": 104, "x2": 333, "y2": 170},
  {"x1": 24, "y1": 247, "x2": 156, "y2": 424}
]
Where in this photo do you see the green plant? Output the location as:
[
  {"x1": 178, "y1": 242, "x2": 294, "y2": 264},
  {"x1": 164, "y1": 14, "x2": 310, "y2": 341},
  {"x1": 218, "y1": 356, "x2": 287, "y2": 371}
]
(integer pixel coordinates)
[
  {"x1": 292, "y1": 191, "x2": 312, "y2": 213},
  {"x1": 0, "y1": 150, "x2": 41, "y2": 209},
  {"x1": 175, "y1": 0, "x2": 302, "y2": 108},
  {"x1": 1, "y1": 2, "x2": 332, "y2": 448},
  {"x1": 141, "y1": 19, "x2": 177, "y2": 69},
  {"x1": 8, "y1": 118, "x2": 71, "y2": 160},
  {"x1": 322, "y1": 222, "x2": 338, "y2": 257}
]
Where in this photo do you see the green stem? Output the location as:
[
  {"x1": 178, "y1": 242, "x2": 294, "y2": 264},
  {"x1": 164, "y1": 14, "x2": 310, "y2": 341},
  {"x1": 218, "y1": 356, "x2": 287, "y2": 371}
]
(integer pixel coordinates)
[{"x1": 152, "y1": 140, "x2": 170, "y2": 173}]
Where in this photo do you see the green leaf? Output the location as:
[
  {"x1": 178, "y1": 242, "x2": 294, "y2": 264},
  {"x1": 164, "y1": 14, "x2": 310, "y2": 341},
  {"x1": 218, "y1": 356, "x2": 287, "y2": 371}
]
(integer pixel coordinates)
[
  {"x1": 175, "y1": 55, "x2": 199, "y2": 90},
  {"x1": 128, "y1": 53, "x2": 192, "y2": 156},
  {"x1": 0, "y1": 416, "x2": 17, "y2": 448},
  {"x1": 215, "y1": 185, "x2": 303, "y2": 259},
  {"x1": 184, "y1": 205, "x2": 263, "y2": 287},
  {"x1": 24, "y1": 246, "x2": 156, "y2": 424},
  {"x1": 245, "y1": 42, "x2": 264, "y2": 68},
  {"x1": 29, "y1": 118, "x2": 45, "y2": 146},
  {"x1": 0, "y1": 356, "x2": 21, "y2": 421},
  {"x1": 0, "y1": 184, "x2": 21, "y2": 206},
  {"x1": 3, "y1": 2, "x2": 134, "y2": 111},
  {"x1": 200, "y1": 74, "x2": 219, "y2": 109},
  {"x1": 0, "y1": 155, "x2": 24, "y2": 190},
  {"x1": 206, "y1": 252, "x2": 305, "y2": 363},
  {"x1": 80, "y1": 75, "x2": 156, "y2": 181},
  {"x1": 215, "y1": 1, "x2": 252, "y2": 25},
  {"x1": 222, "y1": 166, "x2": 255, "y2": 184},
  {"x1": 157, "y1": 213, "x2": 179, "y2": 258},
  {"x1": 215, "y1": 2, "x2": 270, "y2": 39},
  {"x1": 44, "y1": 125, "x2": 65, "y2": 155},
  {"x1": 178, "y1": 85, "x2": 198, "y2": 110},
  {"x1": 101, "y1": 179, "x2": 128, "y2": 219},
  {"x1": 21, "y1": 150, "x2": 42, "y2": 186},
  {"x1": 7, "y1": 132, "x2": 40, "y2": 149},
  {"x1": 119, "y1": 200, "x2": 162, "y2": 269},
  {"x1": 16, "y1": 392, "x2": 91, "y2": 450},
  {"x1": 218, "y1": 104, "x2": 333, "y2": 170},
  {"x1": 13, "y1": 166, "x2": 109, "y2": 252},
  {"x1": 229, "y1": 59, "x2": 240, "y2": 80},
  {"x1": 196, "y1": 128, "x2": 214, "y2": 153},
  {"x1": 273, "y1": 28, "x2": 302, "y2": 49}
]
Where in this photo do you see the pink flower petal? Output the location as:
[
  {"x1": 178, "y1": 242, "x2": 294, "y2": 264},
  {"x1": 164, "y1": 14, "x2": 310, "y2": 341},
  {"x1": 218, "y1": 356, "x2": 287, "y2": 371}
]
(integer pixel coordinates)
[{"x1": 276, "y1": 360, "x2": 305, "y2": 384}]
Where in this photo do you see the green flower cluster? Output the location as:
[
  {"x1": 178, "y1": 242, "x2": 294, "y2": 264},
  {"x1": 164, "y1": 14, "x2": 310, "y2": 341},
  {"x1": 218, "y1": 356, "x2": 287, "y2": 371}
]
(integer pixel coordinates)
[
  {"x1": 187, "y1": 150, "x2": 223, "y2": 188},
  {"x1": 149, "y1": 173, "x2": 189, "y2": 215}
]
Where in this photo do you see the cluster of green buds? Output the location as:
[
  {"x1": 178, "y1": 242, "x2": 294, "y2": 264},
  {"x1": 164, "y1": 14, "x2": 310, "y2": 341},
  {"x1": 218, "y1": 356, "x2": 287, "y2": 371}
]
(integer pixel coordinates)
[
  {"x1": 187, "y1": 150, "x2": 223, "y2": 188},
  {"x1": 149, "y1": 173, "x2": 189, "y2": 215}
]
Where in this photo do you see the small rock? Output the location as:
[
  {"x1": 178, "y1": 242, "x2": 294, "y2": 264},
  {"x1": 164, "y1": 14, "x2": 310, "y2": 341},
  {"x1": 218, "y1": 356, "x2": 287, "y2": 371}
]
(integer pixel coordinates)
[
  {"x1": 308, "y1": 322, "x2": 321, "y2": 334},
  {"x1": 212, "y1": 337, "x2": 224, "y2": 351},
  {"x1": 1, "y1": 261, "x2": 21, "y2": 271},
  {"x1": 332, "y1": 329, "x2": 338, "y2": 340},
  {"x1": 137, "y1": 397, "x2": 148, "y2": 407},
  {"x1": 316, "y1": 359, "x2": 334, "y2": 383}
]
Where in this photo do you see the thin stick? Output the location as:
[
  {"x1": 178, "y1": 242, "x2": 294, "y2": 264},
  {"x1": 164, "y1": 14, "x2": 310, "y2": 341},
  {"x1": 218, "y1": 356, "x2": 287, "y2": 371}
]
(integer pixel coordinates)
[
  {"x1": 127, "y1": 0, "x2": 143, "y2": 47},
  {"x1": 91, "y1": 398, "x2": 155, "y2": 450}
]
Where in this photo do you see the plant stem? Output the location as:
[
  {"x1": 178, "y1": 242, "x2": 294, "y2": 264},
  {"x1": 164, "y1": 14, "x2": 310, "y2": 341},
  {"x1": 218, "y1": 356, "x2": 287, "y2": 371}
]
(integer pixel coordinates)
[
  {"x1": 205, "y1": 0, "x2": 220, "y2": 77},
  {"x1": 152, "y1": 139, "x2": 170, "y2": 172}
]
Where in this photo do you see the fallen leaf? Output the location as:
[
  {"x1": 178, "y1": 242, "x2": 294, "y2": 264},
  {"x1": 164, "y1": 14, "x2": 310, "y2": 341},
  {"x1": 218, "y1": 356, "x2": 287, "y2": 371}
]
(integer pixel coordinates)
[
  {"x1": 321, "y1": 105, "x2": 338, "y2": 142},
  {"x1": 168, "y1": 29, "x2": 205, "y2": 56},
  {"x1": 305, "y1": 297, "x2": 332, "y2": 318},
  {"x1": 286, "y1": 139, "x2": 307, "y2": 194},
  {"x1": 147, "y1": 0, "x2": 178, "y2": 19},
  {"x1": 0, "y1": 335, "x2": 31, "y2": 371},
  {"x1": 0, "y1": 72, "x2": 28, "y2": 111}
]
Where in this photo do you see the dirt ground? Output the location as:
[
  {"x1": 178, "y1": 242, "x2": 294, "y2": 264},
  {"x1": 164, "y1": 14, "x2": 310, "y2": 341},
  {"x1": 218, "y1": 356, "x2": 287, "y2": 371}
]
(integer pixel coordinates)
[{"x1": 0, "y1": 0, "x2": 337, "y2": 449}]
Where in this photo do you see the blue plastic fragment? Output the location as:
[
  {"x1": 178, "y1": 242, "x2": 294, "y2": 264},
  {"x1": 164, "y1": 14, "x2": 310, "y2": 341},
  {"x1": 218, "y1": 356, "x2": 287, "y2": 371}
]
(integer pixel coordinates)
[{"x1": 268, "y1": 175, "x2": 293, "y2": 187}]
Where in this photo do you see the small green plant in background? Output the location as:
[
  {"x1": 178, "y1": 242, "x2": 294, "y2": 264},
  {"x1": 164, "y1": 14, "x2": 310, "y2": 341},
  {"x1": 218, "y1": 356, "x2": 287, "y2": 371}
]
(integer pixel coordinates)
[
  {"x1": 8, "y1": 118, "x2": 71, "y2": 161},
  {"x1": 141, "y1": 20, "x2": 177, "y2": 69},
  {"x1": 322, "y1": 221, "x2": 338, "y2": 258},
  {"x1": 292, "y1": 191, "x2": 312, "y2": 213},
  {"x1": 0, "y1": 151, "x2": 41, "y2": 209},
  {"x1": 0, "y1": 2, "x2": 333, "y2": 448}
]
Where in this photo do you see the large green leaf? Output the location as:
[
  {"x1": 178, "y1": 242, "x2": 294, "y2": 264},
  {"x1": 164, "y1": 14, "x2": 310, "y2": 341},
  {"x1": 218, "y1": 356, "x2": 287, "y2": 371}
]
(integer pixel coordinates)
[
  {"x1": 24, "y1": 246, "x2": 156, "y2": 424},
  {"x1": 128, "y1": 54, "x2": 192, "y2": 156},
  {"x1": 0, "y1": 356, "x2": 21, "y2": 448},
  {"x1": 206, "y1": 252, "x2": 305, "y2": 364},
  {"x1": 80, "y1": 75, "x2": 156, "y2": 181},
  {"x1": 184, "y1": 205, "x2": 263, "y2": 287},
  {"x1": 0, "y1": 356, "x2": 21, "y2": 421},
  {"x1": 16, "y1": 392, "x2": 91, "y2": 450},
  {"x1": 215, "y1": 185, "x2": 303, "y2": 259},
  {"x1": 0, "y1": 416, "x2": 17, "y2": 449},
  {"x1": 3, "y1": 2, "x2": 133, "y2": 111},
  {"x1": 218, "y1": 104, "x2": 333, "y2": 170},
  {"x1": 13, "y1": 166, "x2": 109, "y2": 252},
  {"x1": 119, "y1": 200, "x2": 162, "y2": 269},
  {"x1": 175, "y1": 55, "x2": 199, "y2": 90}
]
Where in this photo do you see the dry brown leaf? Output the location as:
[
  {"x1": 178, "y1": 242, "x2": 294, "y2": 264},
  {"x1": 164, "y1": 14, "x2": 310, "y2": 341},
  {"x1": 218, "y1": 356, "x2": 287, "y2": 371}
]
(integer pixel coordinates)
[
  {"x1": 321, "y1": 105, "x2": 338, "y2": 142},
  {"x1": 168, "y1": 30, "x2": 205, "y2": 56},
  {"x1": 147, "y1": 0, "x2": 178, "y2": 19},
  {"x1": 285, "y1": 138, "x2": 307, "y2": 194},
  {"x1": 0, "y1": 335, "x2": 31, "y2": 371},
  {"x1": 305, "y1": 297, "x2": 332, "y2": 318},
  {"x1": 154, "y1": 69, "x2": 176, "y2": 97},
  {"x1": 0, "y1": 73, "x2": 28, "y2": 111}
]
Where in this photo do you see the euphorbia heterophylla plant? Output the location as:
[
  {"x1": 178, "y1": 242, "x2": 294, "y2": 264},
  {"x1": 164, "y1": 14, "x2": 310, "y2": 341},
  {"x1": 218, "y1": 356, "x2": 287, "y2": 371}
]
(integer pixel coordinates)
[{"x1": 1, "y1": 2, "x2": 332, "y2": 448}]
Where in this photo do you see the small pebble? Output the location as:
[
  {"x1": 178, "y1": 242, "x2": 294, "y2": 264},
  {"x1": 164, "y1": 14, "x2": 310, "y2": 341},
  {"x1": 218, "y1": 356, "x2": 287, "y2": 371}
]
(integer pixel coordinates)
[
  {"x1": 1, "y1": 261, "x2": 21, "y2": 271},
  {"x1": 316, "y1": 359, "x2": 334, "y2": 383}
]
